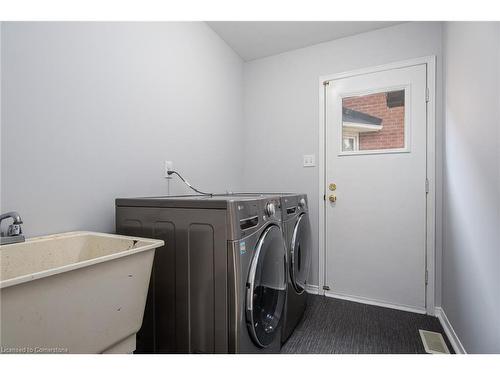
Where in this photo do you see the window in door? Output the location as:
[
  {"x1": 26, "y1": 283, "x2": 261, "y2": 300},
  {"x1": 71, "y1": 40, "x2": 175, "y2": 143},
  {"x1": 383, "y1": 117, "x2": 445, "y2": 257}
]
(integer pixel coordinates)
[{"x1": 341, "y1": 89, "x2": 407, "y2": 154}]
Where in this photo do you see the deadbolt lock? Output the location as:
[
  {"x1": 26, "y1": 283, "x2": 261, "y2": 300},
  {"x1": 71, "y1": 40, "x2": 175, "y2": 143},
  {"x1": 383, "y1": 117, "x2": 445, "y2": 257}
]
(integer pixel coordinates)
[
  {"x1": 329, "y1": 183, "x2": 337, "y2": 191},
  {"x1": 329, "y1": 195, "x2": 337, "y2": 203}
]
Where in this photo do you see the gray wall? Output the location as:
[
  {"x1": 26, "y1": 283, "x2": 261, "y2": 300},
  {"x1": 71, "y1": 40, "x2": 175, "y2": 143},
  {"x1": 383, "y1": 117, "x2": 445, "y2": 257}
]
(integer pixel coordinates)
[
  {"x1": 242, "y1": 22, "x2": 444, "y2": 288},
  {"x1": 1, "y1": 22, "x2": 244, "y2": 236},
  {"x1": 442, "y1": 22, "x2": 500, "y2": 353}
]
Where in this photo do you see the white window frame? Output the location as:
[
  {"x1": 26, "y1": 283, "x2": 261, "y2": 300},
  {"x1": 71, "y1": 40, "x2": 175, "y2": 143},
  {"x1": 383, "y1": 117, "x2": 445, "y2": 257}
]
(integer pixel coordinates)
[
  {"x1": 339, "y1": 84, "x2": 411, "y2": 156},
  {"x1": 342, "y1": 131, "x2": 359, "y2": 152}
]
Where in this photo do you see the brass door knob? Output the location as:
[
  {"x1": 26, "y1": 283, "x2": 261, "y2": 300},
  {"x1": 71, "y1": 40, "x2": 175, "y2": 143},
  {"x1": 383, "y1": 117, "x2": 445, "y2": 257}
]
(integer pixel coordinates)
[{"x1": 329, "y1": 195, "x2": 337, "y2": 203}]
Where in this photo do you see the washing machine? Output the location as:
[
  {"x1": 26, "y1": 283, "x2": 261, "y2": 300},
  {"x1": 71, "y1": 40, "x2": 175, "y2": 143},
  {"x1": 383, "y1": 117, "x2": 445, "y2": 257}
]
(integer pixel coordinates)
[
  {"x1": 230, "y1": 192, "x2": 312, "y2": 343},
  {"x1": 228, "y1": 196, "x2": 287, "y2": 353},
  {"x1": 116, "y1": 194, "x2": 286, "y2": 353}
]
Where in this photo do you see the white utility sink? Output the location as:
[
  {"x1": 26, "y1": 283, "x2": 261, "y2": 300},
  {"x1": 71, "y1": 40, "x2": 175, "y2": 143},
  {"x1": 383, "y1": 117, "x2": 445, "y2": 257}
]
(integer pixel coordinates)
[{"x1": 0, "y1": 231, "x2": 163, "y2": 354}]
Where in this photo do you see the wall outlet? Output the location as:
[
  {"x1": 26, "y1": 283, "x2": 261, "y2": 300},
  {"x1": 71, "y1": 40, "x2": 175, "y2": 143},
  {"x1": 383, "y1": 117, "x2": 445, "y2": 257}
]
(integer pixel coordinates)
[
  {"x1": 303, "y1": 154, "x2": 316, "y2": 167},
  {"x1": 165, "y1": 161, "x2": 174, "y2": 178}
]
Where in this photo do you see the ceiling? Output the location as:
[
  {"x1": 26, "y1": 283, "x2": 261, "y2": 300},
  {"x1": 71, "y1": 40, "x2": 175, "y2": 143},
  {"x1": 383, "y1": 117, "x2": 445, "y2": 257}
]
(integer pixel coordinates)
[{"x1": 207, "y1": 21, "x2": 402, "y2": 61}]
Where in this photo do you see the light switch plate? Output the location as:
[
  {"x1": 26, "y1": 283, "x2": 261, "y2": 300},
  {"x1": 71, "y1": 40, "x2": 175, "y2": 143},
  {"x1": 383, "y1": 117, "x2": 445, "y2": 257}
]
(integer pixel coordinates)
[{"x1": 303, "y1": 154, "x2": 316, "y2": 167}]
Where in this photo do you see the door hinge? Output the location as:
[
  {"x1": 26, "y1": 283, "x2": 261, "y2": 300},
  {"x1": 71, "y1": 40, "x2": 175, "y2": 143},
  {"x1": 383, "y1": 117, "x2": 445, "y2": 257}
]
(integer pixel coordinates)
[
  {"x1": 425, "y1": 270, "x2": 429, "y2": 285},
  {"x1": 322, "y1": 285, "x2": 330, "y2": 291},
  {"x1": 425, "y1": 178, "x2": 430, "y2": 194},
  {"x1": 323, "y1": 80, "x2": 330, "y2": 86},
  {"x1": 425, "y1": 87, "x2": 430, "y2": 103}
]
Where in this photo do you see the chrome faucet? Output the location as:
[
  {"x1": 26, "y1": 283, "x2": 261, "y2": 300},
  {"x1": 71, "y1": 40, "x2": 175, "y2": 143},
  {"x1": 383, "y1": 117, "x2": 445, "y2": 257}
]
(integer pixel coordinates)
[{"x1": 0, "y1": 211, "x2": 26, "y2": 245}]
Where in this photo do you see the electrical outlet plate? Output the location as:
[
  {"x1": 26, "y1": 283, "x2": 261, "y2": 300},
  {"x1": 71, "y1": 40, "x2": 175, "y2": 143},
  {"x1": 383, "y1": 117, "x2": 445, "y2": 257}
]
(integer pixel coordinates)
[
  {"x1": 165, "y1": 161, "x2": 173, "y2": 178},
  {"x1": 303, "y1": 154, "x2": 316, "y2": 167}
]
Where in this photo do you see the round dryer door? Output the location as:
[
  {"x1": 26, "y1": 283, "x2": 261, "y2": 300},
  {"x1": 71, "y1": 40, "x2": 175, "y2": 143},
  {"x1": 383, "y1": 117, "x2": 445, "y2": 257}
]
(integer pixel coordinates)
[
  {"x1": 290, "y1": 213, "x2": 312, "y2": 294},
  {"x1": 246, "y1": 224, "x2": 286, "y2": 348}
]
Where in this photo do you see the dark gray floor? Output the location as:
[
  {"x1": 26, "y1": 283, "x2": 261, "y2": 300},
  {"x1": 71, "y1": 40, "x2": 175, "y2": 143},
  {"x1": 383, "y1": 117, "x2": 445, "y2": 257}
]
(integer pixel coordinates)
[{"x1": 281, "y1": 295, "x2": 454, "y2": 354}]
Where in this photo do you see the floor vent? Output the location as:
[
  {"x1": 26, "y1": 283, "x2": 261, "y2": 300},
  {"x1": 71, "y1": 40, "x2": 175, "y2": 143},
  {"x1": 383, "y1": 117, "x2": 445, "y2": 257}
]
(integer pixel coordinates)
[{"x1": 419, "y1": 329, "x2": 450, "y2": 354}]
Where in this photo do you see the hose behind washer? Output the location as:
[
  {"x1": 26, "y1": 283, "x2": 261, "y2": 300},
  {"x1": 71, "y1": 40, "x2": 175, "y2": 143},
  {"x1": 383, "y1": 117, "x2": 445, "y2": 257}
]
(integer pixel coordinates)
[{"x1": 167, "y1": 170, "x2": 213, "y2": 196}]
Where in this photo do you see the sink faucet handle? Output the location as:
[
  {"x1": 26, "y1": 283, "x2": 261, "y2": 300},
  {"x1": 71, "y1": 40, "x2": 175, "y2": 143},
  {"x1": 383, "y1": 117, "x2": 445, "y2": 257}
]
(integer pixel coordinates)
[
  {"x1": 0, "y1": 211, "x2": 25, "y2": 245},
  {"x1": 7, "y1": 223, "x2": 23, "y2": 236},
  {"x1": 0, "y1": 211, "x2": 23, "y2": 224},
  {"x1": 0, "y1": 211, "x2": 24, "y2": 238}
]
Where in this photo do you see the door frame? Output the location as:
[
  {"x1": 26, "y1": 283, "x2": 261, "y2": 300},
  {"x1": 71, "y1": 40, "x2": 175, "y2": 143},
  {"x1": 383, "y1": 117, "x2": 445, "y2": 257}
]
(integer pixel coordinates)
[{"x1": 317, "y1": 56, "x2": 437, "y2": 315}]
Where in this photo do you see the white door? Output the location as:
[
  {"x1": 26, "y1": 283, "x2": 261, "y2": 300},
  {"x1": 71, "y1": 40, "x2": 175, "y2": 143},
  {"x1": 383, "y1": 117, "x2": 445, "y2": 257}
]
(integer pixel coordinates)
[{"x1": 324, "y1": 64, "x2": 428, "y2": 312}]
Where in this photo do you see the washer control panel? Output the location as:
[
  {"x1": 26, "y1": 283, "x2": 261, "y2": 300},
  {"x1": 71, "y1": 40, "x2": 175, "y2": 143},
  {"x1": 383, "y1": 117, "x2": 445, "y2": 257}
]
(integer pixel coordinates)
[{"x1": 232, "y1": 196, "x2": 282, "y2": 239}]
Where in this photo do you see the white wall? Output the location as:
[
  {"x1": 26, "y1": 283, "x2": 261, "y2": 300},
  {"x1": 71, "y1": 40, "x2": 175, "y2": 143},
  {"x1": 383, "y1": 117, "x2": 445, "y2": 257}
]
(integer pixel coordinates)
[
  {"x1": 1, "y1": 22, "x2": 244, "y2": 236},
  {"x1": 442, "y1": 22, "x2": 500, "y2": 353},
  {"x1": 242, "y1": 22, "x2": 444, "y2": 288}
]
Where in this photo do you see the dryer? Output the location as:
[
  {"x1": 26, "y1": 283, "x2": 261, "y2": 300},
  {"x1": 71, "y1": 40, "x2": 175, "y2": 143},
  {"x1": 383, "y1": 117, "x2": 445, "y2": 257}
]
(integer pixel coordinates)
[
  {"x1": 115, "y1": 194, "x2": 286, "y2": 353},
  {"x1": 280, "y1": 193, "x2": 311, "y2": 343}
]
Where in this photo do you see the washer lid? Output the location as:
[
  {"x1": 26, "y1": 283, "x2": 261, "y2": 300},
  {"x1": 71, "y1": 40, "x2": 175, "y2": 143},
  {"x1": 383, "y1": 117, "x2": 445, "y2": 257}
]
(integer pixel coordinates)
[
  {"x1": 290, "y1": 213, "x2": 312, "y2": 294},
  {"x1": 246, "y1": 224, "x2": 286, "y2": 348}
]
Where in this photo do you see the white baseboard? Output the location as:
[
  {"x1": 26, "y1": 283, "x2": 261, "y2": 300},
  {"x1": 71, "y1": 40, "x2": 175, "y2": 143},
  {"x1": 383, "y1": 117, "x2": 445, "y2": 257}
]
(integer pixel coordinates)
[
  {"x1": 435, "y1": 307, "x2": 467, "y2": 354},
  {"x1": 305, "y1": 284, "x2": 319, "y2": 294},
  {"x1": 323, "y1": 291, "x2": 427, "y2": 315}
]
